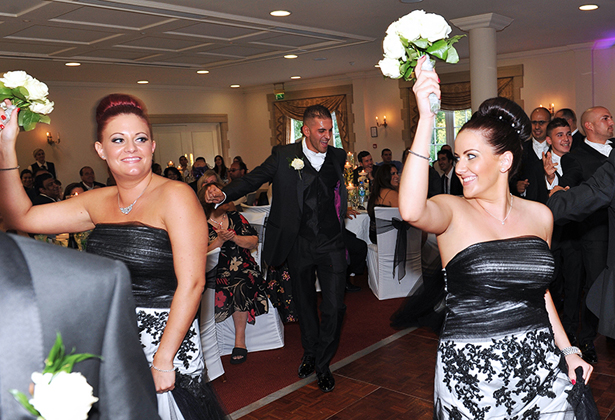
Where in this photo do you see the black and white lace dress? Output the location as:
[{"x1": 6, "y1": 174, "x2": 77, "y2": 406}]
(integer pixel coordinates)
[
  {"x1": 87, "y1": 223, "x2": 226, "y2": 420},
  {"x1": 434, "y1": 236, "x2": 594, "y2": 420}
]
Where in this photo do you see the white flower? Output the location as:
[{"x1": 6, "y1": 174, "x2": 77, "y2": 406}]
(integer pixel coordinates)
[
  {"x1": 382, "y1": 33, "x2": 406, "y2": 60},
  {"x1": 396, "y1": 10, "x2": 425, "y2": 42},
  {"x1": 420, "y1": 12, "x2": 452, "y2": 42},
  {"x1": 0, "y1": 71, "x2": 32, "y2": 89},
  {"x1": 291, "y1": 158, "x2": 304, "y2": 171},
  {"x1": 23, "y1": 77, "x2": 50, "y2": 101},
  {"x1": 30, "y1": 371, "x2": 99, "y2": 420},
  {"x1": 385, "y1": 20, "x2": 400, "y2": 36},
  {"x1": 378, "y1": 57, "x2": 402, "y2": 79},
  {"x1": 30, "y1": 99, "x2": 55, "y2": 115}
]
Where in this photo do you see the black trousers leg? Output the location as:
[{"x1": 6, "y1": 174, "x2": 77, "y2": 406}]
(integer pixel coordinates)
[
  {"x1": 579, "y1": 239, "x2": 607, "y2": 344},
  {"x1": 287, "y1": 235, "x2": 347, "y2": 374},
  {"x1": 559, "y1": 239, "x2": 584, "y2": 337}
]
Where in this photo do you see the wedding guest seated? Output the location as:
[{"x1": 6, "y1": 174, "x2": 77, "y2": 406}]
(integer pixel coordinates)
[
  {"x1": 352, "y1": 150, "x2": 375, "y2": 185},
  {"x1": 201, "y1": 183, "x2": 268, "y2": 364},
  {"x1": 28, "y1": 148, "x2": 56, "y2": 178},
  {"x1": 63, "y1": 182, "x2": 85, "y2": 200},
  {"x1": 188, "y1": 157, "x2": 208, "y2": 192},
  {"x1": 151, "y1": 162, "x2": 162, "y2": 176},
  {"x1": 367, "y1": 163, "x2": 400, "y2": 243},
  {"x1": 78, "y1": 166, "x2": 106, "y2": 190},
  {"x1": 213, "y1": 155, "x2": 229, "y2": 184},
  {"x1": 21, "y1": 168, "x2": 36, "y2": 202},
  {"x1": 197, "y1": 169, "x2": 223, "y2": 194},
  {"x1": 32, "y1": 173, "x2": 62, "y2": 205},
  {"x1": 377, "y1": 148, "x2": 403, "y2": 172},
  {"x1": 178, "y1": 155, "x2": 192, "y2": 182},
  {"x1": 163, "y1": 166, "x2": 182, "y2": 181}
]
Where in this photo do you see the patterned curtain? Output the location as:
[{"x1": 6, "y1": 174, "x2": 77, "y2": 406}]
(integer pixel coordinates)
[
  {"x1": 273, "y1": 95, "x2": 349, "y2": 150},
  {"x1": 407, "y1": 77, "x2": 516, "y2": 139}
]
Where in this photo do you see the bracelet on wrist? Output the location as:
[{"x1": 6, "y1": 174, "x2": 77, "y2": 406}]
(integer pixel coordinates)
[
  {"x1": 0, "y1": 165, "x2": 19, "y2": 171},
  {"x1": 151, "y1": 362, "x2": 175, "y2": 373},
  {"x1": 560, "y1": 346, "x2": 582, "y2": 357},
  {"x1": 409, "y1": 150, "x2": 430, "y2": 162}
]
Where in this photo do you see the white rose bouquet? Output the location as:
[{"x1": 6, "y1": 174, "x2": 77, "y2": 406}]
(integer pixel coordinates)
[
  {"x1": 0, "y1": 70, "x2": 54, "y2": 131},
  {"x1": 10, "y1": 333, "x2": 100, "y2": 420},
  {"x1": 378, "y1": 10, "x2": 465, "y2": 112}
]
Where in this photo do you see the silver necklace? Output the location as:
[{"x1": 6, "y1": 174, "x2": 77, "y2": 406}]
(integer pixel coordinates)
[
  {"x1": 208, "y1": 213, "x2": 226, "y2": 229},
  {"x1": 118, "y1": 174, "x2": 152, "y2": 215},
  {"x1": 476, "y1": 193, "x2": 513, "y2": 225}
]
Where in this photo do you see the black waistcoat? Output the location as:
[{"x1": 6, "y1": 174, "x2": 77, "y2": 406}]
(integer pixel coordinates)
[{"x1": 298, "y1": 154, "x2": 341, "y2": 241}]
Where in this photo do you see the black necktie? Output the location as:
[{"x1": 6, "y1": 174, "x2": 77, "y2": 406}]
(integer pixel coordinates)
[{"x1": 442, "y1": 174, "x2": 449, "y2": 194}]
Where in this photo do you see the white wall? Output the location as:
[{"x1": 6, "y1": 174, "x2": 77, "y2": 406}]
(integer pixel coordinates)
[{"x1": 15, "y1": 43, "x2": 615, "y2": 188}]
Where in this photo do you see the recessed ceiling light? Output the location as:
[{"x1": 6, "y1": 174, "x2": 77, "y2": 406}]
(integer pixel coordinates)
[
  {"x1": 137, "y1": 80, "x2": 149, "y2": 84},
  {"x1": 284, "y1": 54, "x2": 298, "y2": 59},
  {"x1": 65, "y1": 62, "x2": 81, "y2": 67},
  {"x1": 579, "y1": 4, "x2": 598, "y2": 10},
  {"x1": 196, "y1": 70, "x2": 209, "y2": 74},
  {"x1": 230, "y1": 84, "x2": 240, "y2": 88},
  {"x1": 313, "y1": 57, "x2": 327, "y2": 61},
  {"x1": 270, "y1": 10, "x2": 291, "y2": 17},
  {"x1": 290, "y1": 76, "x2": 301, "y2": 79}
]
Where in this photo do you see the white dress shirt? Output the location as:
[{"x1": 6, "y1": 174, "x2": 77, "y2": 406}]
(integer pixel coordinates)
[
  {"x1": 532, "y1": 138, "x2": 550, "y2": 160},
  {"x1": 585, "y1": 139, "x2": 612, "y2": 157},
  {"x1": 302, "y1": 138, "x2": 327, "y2": 171}
]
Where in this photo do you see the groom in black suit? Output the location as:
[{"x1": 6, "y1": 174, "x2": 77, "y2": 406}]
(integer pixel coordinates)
[
  {"x1": 206, "y1": 105, "x2": 347, "y2": 392},
  {"x1": 0, "y1": 232, "x2": 160, "y2": 420}
]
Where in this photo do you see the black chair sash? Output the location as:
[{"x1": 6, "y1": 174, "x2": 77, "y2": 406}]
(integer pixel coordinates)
[{"x1": 375, "y1": 216, "x2": 410, "y2": 282}]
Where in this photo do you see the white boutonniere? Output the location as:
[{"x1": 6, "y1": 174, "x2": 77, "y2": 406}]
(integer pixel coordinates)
[
  {"x1": 288, "y1": 157, "x2": 304, "y2": 179},
  {"x1": 10, "y1": 333, "x2": 100, "y2": 420}
]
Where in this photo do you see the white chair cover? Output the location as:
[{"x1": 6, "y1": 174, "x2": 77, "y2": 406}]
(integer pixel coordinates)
[
  {"x1": 367, "y1": 207, "x2": 423, "y2": 300},
  {"x1": 215, "y1": 298, "x2": 284, "y2": 356},
  {"x1": 199, "y1": 248, "x2": 224, "y2": 381},
  {"x1": 238, "y1": 210, "x2": 266, "y2": 272}
]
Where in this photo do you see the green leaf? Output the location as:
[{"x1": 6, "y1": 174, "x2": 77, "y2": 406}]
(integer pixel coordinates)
[
  {"x1": 446, "y1": 46, "x2": 460, "y2": 64},
  {"x1": 0, "y1": 87, "x2": 12, "y2": 96},
  {"x1": 410, "y1": 38, "x2": 430, "y2": 49},
  {"x1": 12, "y1": 87, "x2": 27, "y2": 101},
  {"x1": 39, "y1": 115, "x2": 51, "y2": 124},
  {"x1": 9, "y1": 390, "x2": 41, "y2": 416},
  {"x1": 426, "y1": 39, "x2": 449, "y2": 60}
]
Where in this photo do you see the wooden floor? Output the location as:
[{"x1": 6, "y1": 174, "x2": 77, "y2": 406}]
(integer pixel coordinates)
[{"x1": 236, "y1": 328, "x2": 615, "y2": 419}]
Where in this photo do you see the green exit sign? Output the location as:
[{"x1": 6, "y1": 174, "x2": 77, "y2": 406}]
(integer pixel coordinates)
[{"x1": 275, "y1": 92, "x2": 285, "y2": 100}]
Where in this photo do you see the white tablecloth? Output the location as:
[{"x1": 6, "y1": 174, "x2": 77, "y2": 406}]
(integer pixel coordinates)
[{"x1": 345, "y1": 211, "x2": 371, "y2": 244}]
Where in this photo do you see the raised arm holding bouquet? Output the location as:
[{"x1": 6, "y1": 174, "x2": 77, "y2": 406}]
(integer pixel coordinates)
[
  {"x1": 0, "y1": 71, "x2": 53, "y2": 131},
  {"x1": 378, "y1": 10, "x2": 464, "y2": 112}
]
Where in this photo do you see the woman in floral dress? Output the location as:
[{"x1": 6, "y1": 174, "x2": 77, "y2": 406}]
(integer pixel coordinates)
[{"x1": 202, "y1": 185, "x2": 268, "y2": 364}]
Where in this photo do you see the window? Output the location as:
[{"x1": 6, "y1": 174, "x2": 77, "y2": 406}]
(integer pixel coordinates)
[
  {"x1": 429, "y1": 109, "x2": 472, "y2": 161},
  {"x1": 290, "y1": 112, "x2": 343, "y2": 148}
]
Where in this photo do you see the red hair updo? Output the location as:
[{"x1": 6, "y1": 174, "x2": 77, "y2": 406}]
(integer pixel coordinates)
[{"x1": 95, "y1": 93, "x2": 150, "y2": 141}]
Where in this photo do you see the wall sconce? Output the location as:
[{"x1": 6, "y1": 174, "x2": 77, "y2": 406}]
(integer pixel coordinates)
[
  {"x1": 376, "y1": 116, "x2": 387, "y2": 128},
  {"x1": 540, "y1": 103, "x2": 555, "y2": 116},
  {"x1": 46, "y1": 132, "x2": 60, "y2": 145}
]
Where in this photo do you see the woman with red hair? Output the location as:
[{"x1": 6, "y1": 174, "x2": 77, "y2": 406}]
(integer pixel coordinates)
[{"x1": 0, "y1": 94, "x2": 225, "y2": 419}]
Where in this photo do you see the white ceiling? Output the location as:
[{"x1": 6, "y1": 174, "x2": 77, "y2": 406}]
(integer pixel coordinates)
[{"x1": 0, "y1": 0, "x2": 614, "y2": 90}]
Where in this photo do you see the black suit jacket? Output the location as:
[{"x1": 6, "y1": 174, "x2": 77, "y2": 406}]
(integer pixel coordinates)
[
  {"x1": 223, "y1": 142, "x2": 347, "y2": 266},
  {"x1": 0, "y1": 233, "x2": 160, "y2": 420},
  {"x1": 571, "y1": 130, "x2": 584, "y2": 150},
  {"x1": 79, "y1": 181, "x2": 106, "y2": 190},
  {"x1": 31, "y1": 194, "x2": 56, "y2": 206},
  {"x1": 569, "y1": 140, "x2": 610, "y2": 241},
  {"x1": 441, "y1": 170, "x2": 463, "y2": 196},
  {"x1": 547, "y1": 150, "x2": 615, "y2": 338},
  {"x1": 511, "y1": 139, "x2": 543, "y2": 197}
]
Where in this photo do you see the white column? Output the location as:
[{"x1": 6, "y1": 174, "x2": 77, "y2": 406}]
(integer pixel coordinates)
[{"x1": 451, "y1": 13, "x2": 513, "y2": 111}]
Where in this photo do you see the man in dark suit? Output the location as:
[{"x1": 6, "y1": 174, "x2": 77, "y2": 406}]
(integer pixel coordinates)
[
  {"x1": 206, "y1": 105, "x2": 347, "y2": 392},
  {"x1": 555, "y1": 108, "x2": 584, "y2": 150},
  {"x1": 559, "y1": 106, "x2": 614, "y2": 363},
  {"x1": 32, "y1": 173, "x2": 62, "y2": 205},
  {"x1": 437, "y1": 149, "x2": 462, "y2": 195},
  {"x1": 78, "y1": 166, "x2": 106, "y2": 190},
  {"x1": 0, "y1": 232, "x2": 160, "y2": 420},
  {"x1": 29, "y1": 148, "x2": 56, "y2": 178},
  {"x1": 513, "y1": 107, "x2": 551, "y2": 196},
  {"x1": 352, "y1": 150, "x2": 375, "y2": 185}
]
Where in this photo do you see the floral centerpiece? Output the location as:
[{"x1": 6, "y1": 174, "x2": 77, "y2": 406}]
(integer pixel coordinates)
[
  {"x1": 10, "y1": 333, "x2": 100, "y2": 420},
  {"x1": 378, "y1": 10, "x2": 464, "y2": 112},
  {"x1": 0, "y1": 71, "x2": 54, "y2": 131}
]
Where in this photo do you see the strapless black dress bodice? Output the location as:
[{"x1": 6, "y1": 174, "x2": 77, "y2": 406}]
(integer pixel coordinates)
[
  {"x1": 441, "y1": 236, "x2": 555, "y2": 340},
  {"x1": 86, "y1": 224, "x2": 177, "y2": 308}
]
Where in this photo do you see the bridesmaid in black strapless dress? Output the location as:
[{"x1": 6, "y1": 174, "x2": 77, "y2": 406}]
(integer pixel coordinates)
[{"x1": 398, "y1": 57, "x2": 597, "y2": 420}]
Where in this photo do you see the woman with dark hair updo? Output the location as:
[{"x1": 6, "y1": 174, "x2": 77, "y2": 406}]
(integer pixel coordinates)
[
  {"x1": 400, "y1": 57, "x2": 596, "y2": 419},
  {"x1": 367, "y1": 163, "x2": 400, "y2": 243},
  {"x1": 213, "y1": 155, "x2": 228, "y2": 183},
  {"x1": 0, "y1": 94, "x2": 226, "y2": 419}
]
